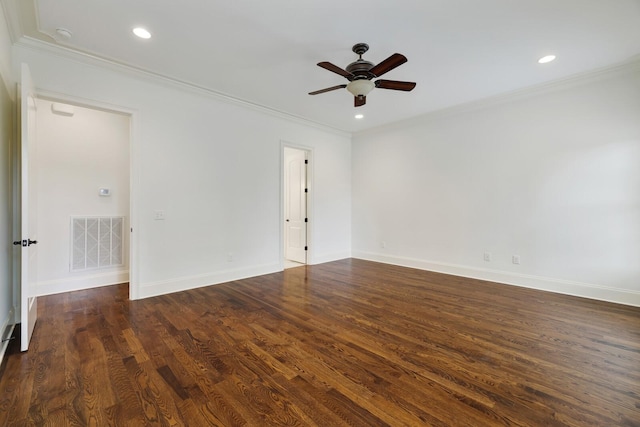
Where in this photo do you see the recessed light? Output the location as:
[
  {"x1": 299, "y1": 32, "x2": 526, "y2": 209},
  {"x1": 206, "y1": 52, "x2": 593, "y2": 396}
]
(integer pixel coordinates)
[
  {"x1": 538, "y1": 55, "x2": 556, "y2": 64},
  {"x1": 133, "y1": 27, "x2": 151, "y2": 39},
  {"x1": 355, "y1": 114, "x2": 364, "y2": 119}
]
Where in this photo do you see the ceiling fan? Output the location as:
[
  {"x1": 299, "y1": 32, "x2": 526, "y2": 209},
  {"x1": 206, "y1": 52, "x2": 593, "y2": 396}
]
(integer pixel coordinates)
[{"x1": 309, "y1": 43, "x2": 416, "y2": 107}]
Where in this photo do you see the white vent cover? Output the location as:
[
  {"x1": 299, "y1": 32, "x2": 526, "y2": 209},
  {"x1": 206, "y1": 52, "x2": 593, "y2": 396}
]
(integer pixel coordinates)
[{"x1": 71, "y1": 216, "x2": 124, "y2": 271}]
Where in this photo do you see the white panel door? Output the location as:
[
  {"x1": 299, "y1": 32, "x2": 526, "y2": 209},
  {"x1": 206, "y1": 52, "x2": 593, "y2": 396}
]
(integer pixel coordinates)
[
  {"x1": 19, "y1": 63, "x2": 39, "y2": 352},
  {"x1": 285, "y1": 149, "x2": 307, "y2": 263}
]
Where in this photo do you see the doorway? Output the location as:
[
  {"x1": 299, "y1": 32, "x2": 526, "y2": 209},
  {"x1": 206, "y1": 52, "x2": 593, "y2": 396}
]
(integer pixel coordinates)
[
  {"x1": 283, "y1": 146, "x2": 309, "y2": 268},
  {"x1": 33, "y1": 95, "x2": 133, "y2": 296}
]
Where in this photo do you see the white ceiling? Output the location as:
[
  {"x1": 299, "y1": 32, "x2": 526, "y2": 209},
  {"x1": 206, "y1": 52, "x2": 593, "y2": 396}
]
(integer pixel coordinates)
[{"x1": 6, "y1": 0, "x2": 640, "y2": 132}]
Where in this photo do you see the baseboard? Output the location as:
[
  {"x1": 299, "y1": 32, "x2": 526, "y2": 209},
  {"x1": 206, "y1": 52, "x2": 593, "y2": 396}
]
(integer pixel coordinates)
[
  {"x1": 352, "y1": 251, "x2": 640, "y2": 308},
  {"x1": 310, "y1": 251, "x2": 351, "y2": 265},
  {"x1": 35, "y1": 270, "x2": 130, "y2": 296},
  {"x1": 1, "y1": 308, "x2": 16, "y2": 368},
  {"x1": 137, "y1": 263, "x2": 282, "y2": 299}
]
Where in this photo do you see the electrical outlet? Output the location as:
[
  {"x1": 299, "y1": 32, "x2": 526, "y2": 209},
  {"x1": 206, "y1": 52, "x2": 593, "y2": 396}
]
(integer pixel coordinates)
[
  {"x1": 154, "y1": 210, "x2": 165, "y2": 220},
  {"x1": 483, "y1": 252, "x2": 492, "y2": 262},
  {"x1": 381, "y1": 241, "x2": 386, "y2": 249},
  {"x1": 227, "y1": 252, "x2": 234, "y2": 262},
  {"x1": 512, "y1": 255, "x2": 521, "y2": 265}
]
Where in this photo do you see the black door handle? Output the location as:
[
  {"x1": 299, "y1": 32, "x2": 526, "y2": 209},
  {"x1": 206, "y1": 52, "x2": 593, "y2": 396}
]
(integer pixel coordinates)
[{"x1": 13, "y1": 239, "x2": 36, "y2": 247}]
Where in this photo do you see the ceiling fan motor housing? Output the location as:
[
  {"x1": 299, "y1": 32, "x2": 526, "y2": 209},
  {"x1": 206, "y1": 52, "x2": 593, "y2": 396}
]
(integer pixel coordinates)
[{"x1": 346, "y1": 60, "x2": 375, "y2": 79}]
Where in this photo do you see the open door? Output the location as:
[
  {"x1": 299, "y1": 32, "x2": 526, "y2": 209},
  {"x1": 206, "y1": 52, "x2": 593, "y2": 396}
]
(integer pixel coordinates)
[
  {"x1": 284, "y1": 147, "x2": 307, "y2": 264},
  {"x1": 17, "y1": 63, "x2": 39, "y2": 351}
]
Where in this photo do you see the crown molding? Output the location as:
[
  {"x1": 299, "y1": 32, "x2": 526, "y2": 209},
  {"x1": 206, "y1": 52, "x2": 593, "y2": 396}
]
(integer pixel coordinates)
[
  {"x1": 14, "y1": 36, "x2": 351, "y2": 138},
  {"x1": 354, "y1": 55, "x2": 640, "y2": 138}
]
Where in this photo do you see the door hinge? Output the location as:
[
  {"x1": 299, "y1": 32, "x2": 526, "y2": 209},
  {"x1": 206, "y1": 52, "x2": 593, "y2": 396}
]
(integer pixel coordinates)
[
  {"x1": 305, "y1": 188, "x2": 308, "y2": 193},
  {"x1": 304, "y1": 218, "x2": 308, "y2": 223},
  {"x1": 304, "y1": 246, "x2": 308, "y2": 251},
  {"x1": 304, "y1": 159, "x2": 308, "y2": 164}
]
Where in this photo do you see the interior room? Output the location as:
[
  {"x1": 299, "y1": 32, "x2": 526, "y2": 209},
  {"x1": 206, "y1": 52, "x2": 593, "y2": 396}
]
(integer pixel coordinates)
[{"x1": 0, "y1": 1, "x2": 639, "y2": 425}]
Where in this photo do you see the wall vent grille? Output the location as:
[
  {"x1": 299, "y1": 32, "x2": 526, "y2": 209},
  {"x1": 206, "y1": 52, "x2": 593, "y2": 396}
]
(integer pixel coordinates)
[{"x1": 71, "y1": 216, "x2": 124, "y2": 272}]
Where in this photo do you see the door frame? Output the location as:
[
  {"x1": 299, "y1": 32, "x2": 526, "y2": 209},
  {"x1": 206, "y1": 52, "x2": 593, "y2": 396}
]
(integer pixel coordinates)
[
  {"x1": 21, "y1": 89, "x2": 140, "y2": 300},
  {"x1": 280, "y1": 141, "x2": 313, "y2": 268}
]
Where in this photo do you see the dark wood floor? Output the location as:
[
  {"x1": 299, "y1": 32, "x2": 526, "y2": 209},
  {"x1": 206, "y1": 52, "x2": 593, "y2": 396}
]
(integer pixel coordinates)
[{"x1": 1, "y1": 259, "x2": 639, "y2": 426}]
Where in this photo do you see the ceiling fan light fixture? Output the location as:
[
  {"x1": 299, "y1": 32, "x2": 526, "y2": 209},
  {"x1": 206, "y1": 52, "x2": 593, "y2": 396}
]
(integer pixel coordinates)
[{"x1": 346, "y1": 79, "x2": 375, "y2": 97}]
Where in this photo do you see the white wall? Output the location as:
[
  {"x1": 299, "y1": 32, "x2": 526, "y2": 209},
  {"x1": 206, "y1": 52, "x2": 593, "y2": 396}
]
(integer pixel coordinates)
[
  {"x1": 35, "y1": 98, "x2": 130, "y2": 294},
  {"x1": 352, "y1": 63, "x2": 640, "y2": 306},
  {"x1": 14, "y1": 42, "x2": 351, "y2": 299},
  {"x1": 0, "y1": 4, "x2": 12, "y2": 98}
]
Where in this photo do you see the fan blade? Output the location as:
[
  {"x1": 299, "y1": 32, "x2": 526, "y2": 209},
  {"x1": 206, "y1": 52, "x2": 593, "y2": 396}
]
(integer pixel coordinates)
[
  {"x1": 317, "y1": 62, "x2": 354, "y2": 80},
  {"x1": 375, "y1": 80, "x2": 416, "y2": 91},
  {"x1": 354, "y1": 95, "x2": 366, "y2": 107},
  {"x1": 369, "y1": 53, "x2": 407, "y2": 77},
  {"x1": 309, "y1": 84, "x2": 347, "y2": 95}
]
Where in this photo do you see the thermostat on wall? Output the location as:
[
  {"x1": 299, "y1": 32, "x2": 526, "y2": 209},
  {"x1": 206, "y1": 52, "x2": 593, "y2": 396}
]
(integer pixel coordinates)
[{"x1": 99, "y1": 188, "x2": 111, "y2": 196}]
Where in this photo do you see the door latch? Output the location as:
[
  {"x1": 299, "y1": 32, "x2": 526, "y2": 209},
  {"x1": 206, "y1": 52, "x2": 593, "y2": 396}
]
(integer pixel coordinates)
[{"x1": 13, "y1": 239, "x2": 37, "y2": 247}]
